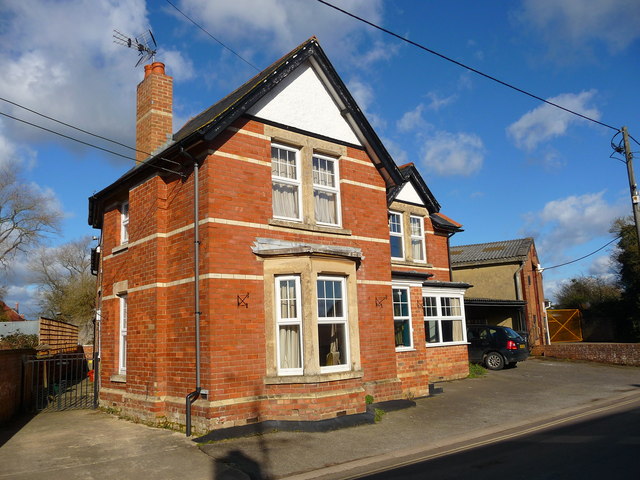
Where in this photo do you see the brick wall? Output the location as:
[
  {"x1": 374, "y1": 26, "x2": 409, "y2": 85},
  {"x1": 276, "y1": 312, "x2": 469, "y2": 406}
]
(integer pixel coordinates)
[
  {"x1": 97, "y1": 117, "x2": 409, "y2": 430},
  {"x1": 0, "y1": 349, "x2": 34, "y2": 422},
  {"x1": 426, "y1": 344, "x2": 469, "y2": 381},
  {"x1": 532, "y1": 343, "x2": 640, "y2": 366}
]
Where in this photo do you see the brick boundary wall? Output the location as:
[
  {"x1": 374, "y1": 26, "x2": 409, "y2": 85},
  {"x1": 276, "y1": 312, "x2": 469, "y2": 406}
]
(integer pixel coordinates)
[
  {"x1": 532, "y1": 343, "x2": 640, "y2": 367},
  {"x1": 0, "y1": 349, "x2": 35, "y2": 423}
]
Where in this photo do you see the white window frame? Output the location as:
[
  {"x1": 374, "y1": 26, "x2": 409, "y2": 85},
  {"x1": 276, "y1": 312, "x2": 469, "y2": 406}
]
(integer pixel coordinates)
[
  {"x1": 389, "y1": 211, "x2": 404, "y2": 260},
  {"x1": 423, "y1": 289, "x2": 467, "y2": 346},
  {"x1": 275, "y1": 275, "x2": 304, "y2": 376},
  {"x1": 118, "y1": 293, "x2": 128, "y2": 374},
  {"x1": 312, "y1": 153, "x2": 342, "y2": 227},
  {"x1": 409, "y1": 215, "x2": 426, "y2": 263},
  {"x1": 120, "y1": 201, "x2": 129, "y2": 244},
  {"x1": 317, "y1": 276, "x2": 349, "y2": 373},
  {"x1": 271, "y1": 144, "x2": 302, "y2": 222},
  {"x1": 393, "y1": 287, "x2": 413, "y2": 350}
]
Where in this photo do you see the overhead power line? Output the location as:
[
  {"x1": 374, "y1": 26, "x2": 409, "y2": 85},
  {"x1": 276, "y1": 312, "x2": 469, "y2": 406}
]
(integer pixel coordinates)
[
  {"x1": 316, "y1": 0, "x2": 620, "y2": 133},
  {"x1": 0, "y1": 111, "x2": 182, "y2": 177},
  {"x1": 164, "y1": 0, "x2": 259, "y2": 71},
  {"x1": 541, "y1": 236, "x2": 621, "y2": 271},
  {"x1": 0, "y1": 96, "x2": 145, "y2": 155}
]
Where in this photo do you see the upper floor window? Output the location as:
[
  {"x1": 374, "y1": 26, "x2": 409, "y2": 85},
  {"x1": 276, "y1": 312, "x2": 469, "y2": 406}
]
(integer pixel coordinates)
[
  {"x1": 389, "y1": 212, "x2": 404, "y2": 260},
  {"x1": 313, "y1": 154, "x2": 341, "y2": 226},
  {"x1": 271, "y1": 144, "x2": 301, "y2": 221},
  {"x1": 410, "y1": 215, "x2": 425, "y2": 262},
  {"x1": 120, "y1": 201, "x2": 129, "y2": 244}
]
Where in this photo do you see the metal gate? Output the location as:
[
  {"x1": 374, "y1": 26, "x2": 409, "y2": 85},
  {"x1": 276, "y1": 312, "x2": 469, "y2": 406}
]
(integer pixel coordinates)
[{"x1": 23, "y1": 352, "x2": 98, "y2": 412}]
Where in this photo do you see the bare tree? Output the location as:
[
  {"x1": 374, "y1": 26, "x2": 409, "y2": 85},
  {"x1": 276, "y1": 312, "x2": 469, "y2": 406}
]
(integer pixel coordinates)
[
  {"x1": 0, "y1": 164, "x2": 61, "y2": 269},
  {"x1": 29, "y1": 237, "x2": 97, "y2": 344}
]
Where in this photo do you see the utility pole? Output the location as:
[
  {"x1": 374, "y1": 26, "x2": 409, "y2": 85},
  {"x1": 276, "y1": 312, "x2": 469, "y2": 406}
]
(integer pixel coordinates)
[{"x1": 622, "y1": 126, "x2": 640, "y2": 251}]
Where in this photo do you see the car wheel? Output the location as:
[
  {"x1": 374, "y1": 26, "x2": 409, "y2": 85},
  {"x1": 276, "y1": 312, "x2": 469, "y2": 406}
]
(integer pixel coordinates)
[{"x1": 485, "y1": 352, "x2": 505, "y2": 370}]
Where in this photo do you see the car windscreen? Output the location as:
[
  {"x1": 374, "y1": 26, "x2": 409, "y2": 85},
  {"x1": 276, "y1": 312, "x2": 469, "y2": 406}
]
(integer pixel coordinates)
[{"x1": 502, "y1": 327, "x2": 523, "y2": 340}]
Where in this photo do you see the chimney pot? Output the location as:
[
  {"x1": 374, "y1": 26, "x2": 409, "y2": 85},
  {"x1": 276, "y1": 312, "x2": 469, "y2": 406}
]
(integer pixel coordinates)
[{"x1": 151, "y1": 62, "x2": 166, "y2": 75}]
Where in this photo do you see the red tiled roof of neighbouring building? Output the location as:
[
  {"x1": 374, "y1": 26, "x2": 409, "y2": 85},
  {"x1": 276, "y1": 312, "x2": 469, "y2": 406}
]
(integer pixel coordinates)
[{"x1": 0, "y1": 301, "x2": 25, "y2": 322}]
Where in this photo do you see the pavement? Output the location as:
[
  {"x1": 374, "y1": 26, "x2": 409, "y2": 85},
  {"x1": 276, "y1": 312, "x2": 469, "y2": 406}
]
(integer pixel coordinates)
[{"x1": 1, "y1": 357, "x2": 640, "y2": 480}]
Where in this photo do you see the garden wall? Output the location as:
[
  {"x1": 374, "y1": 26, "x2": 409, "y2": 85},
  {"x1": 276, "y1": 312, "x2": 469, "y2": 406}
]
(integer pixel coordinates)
[
  {"x1": 0, "y1": 349, "x2": 35, "y2": 423},
  {"x1": 532, "y1": 342, "x2": 640, "y2": 366}
]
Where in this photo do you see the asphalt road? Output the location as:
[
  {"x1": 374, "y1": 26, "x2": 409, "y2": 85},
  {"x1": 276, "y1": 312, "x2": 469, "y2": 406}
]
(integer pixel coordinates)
[
  {"x1": 2, "y1": 358, "x2": 640, "y2": 480},
  {"x1": 337, "y1": 396, "x2": 640, "y2": 480}
]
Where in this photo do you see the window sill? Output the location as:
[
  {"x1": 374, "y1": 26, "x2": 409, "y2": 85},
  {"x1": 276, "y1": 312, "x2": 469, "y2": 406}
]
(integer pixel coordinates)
[
  {"x1": 391, "y1": 259, "x2": 434, "y2": 268},
  {"x1": 264, "y1": 369, "x2": 363, "y2": 385},
  {"x1": 110, "y1": 374, "x2": 126, "y2": 383},
  {"x1": 426, "y1": 342, "x2": 469, "y2": 348},
  {"x1": 269, "y1": 218, "x2": 352, "y2": 236},
  {"x1": 395, "y1": 347, "x2": 416, "y2": 353},
  {"x1": 111, "y1": 244, "x2": 129, "y2": 255}
]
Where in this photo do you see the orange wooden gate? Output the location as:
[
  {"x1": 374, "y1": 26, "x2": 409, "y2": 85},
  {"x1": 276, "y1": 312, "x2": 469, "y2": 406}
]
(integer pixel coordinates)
[{"x1": 547, "y1": 309, "x2": 583, "y2": 342}]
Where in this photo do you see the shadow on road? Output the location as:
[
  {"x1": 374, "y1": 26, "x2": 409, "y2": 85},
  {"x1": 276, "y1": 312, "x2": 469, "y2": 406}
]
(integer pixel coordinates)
[{"x1": 357, "y1": 405, "x2": 640, "y2": 479}]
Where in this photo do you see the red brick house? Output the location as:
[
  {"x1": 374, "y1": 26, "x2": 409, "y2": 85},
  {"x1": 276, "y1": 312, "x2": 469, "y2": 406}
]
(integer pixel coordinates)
[{"x1": 88, "y1": 37, "x2": 469, "y2": 435}]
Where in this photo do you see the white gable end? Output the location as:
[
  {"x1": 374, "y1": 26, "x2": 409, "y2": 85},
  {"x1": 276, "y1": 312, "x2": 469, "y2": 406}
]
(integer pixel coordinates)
[
  {"x1": 247, "y1": 62, "x2": 362, "y2": 146},
  {"x1": 396, "y1": 182, "x2": 424, "y2": 205}
]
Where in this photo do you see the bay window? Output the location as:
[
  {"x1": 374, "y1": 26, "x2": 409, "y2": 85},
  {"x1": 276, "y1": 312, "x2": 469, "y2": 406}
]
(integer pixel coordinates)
[
  {"x1": 317, "y1": 277, "x2": 348, "y2": 371},
  {"x1": 423, "y1": 292, "x2": 466, "y2": 345},
  {"x1": 275, "y1": 276, "x2": 303, "y2": 375}
]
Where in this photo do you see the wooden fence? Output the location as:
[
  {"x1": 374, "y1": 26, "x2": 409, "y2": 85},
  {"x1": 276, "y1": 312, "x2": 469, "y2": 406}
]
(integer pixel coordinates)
[{"x1": 39, "y1": 318, "x2": 79, "y2": 355}]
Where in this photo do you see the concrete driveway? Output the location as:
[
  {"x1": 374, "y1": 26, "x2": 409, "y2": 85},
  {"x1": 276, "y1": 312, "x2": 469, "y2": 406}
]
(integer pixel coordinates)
[{"x1": 1, "y1": 357, "x2": 639, "y2": 480}]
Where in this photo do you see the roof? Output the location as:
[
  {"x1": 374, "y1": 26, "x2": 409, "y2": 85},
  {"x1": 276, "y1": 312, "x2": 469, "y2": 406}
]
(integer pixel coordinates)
[
  {"x1": 387, "y1": 163, "x2": 440, "y2": 212},
  {"x1": 464, "y1": 298, "x2": 526, "y2": 307},
  {"x1": 0, "y1": 301, "x2": 24, "y2": 322},
  {"x1": 89, "y1": 37, "x2": 403, "y2": 228},
  {"x1": 450, "y1": 238, "x2": 535, "y2": 266},
  {"x1": 386, "y1": 163, "x2": 462, "y2": 234}
]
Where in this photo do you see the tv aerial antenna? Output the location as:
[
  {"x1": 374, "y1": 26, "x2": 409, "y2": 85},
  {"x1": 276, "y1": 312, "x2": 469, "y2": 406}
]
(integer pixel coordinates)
[{"x1": 113, "y1": 29, "x2": 158, "y2": 67}]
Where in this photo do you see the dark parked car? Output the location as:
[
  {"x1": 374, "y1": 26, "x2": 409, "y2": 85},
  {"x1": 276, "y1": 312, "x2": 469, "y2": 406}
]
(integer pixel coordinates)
[{"x1": 467, "y1": 325, "x2": 529, "y2": 370}]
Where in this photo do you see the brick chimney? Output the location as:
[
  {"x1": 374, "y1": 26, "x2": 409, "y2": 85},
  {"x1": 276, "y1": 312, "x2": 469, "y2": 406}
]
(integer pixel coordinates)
[{"x1": 136, "y1": 62, "x2": 173, "y2": 163}]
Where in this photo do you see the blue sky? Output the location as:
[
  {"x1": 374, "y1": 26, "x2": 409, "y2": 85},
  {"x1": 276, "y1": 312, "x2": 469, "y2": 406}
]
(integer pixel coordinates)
[{"x1": 1, "y1": 0, "x2": 639, "y2": 318}]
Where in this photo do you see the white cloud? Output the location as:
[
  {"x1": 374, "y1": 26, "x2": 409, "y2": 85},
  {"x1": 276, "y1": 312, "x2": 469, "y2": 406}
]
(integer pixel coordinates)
[
  {"x1": 507, "y1": 90, "x2": 601, "y2": 151},
  {"x1": 179, "y1": 0, "x2": 389, "y2": 64},
  {"x1": 0, "y1": 0, "x2": 193, "y2": 165},
  {"x1": 426, "y1": 92, "x2": 457, "y2": 111},
  {"x1": 521, "y1": 191, "x2": 627, "y2": 263},
  {"x1": 517, "y1": 0, "x2": 640, "y2": 56},
  {"x1": 347, "y1": 78, "x2": 386, "y2": 130},
  {"x1": 588, "y1": 255, "x2": 616, "y2": 277},
  {"x1": 397, "y1": 104, "x2": 427, "y2": 133},
  {"x1": 420, "y1": 131, "x2": 485, "y2": 176},
  {"x1": 381, "y1": 137, "x2": 408, "y2": 166}
]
